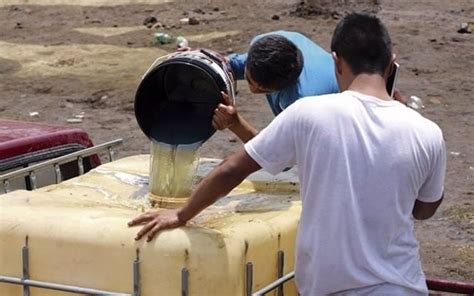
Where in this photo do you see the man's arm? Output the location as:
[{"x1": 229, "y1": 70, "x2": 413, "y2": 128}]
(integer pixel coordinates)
[
  {"x1": 228, "y1": 53, "x2": 247, "y2": 80},
  {"x1": 128, "y1": 148, "x2": 261, "y2": 241},
  {"x1": 412, "y1": 194, "x2": 443, "y2": 220},
  {"x1": 212, "y1": 92, "x2": 258, "y2": 143},
  {"x1": 228, "y1": 115, "x2": 259, "y2": 143}
]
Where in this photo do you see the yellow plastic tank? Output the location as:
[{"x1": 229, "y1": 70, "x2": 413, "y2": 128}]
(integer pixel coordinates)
[{"x1": 0, "y1": 155, "x2": 301, "y2": 295}]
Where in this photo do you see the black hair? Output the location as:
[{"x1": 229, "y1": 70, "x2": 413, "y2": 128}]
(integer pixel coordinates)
[
  {"x1": 246, "y1": 35, "x2": 304, "y2": 90},
  {"x1": 331, "y1": 13, "x2": 392, "y2": 75}
]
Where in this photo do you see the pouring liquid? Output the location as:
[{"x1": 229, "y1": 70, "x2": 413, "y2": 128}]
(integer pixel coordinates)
[{"x1": 149, "y1": 141, "x2": 201, "y2": 202}]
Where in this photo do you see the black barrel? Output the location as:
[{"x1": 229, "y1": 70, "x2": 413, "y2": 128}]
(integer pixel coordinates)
[{"x1": 135, "y1": 49, "x2": 235, "y2": 145}]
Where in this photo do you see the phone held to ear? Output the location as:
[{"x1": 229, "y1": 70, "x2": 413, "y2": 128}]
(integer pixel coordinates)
[
  {"x1": 386, "y1": 62, "x2": 400, "y2": 98},
  {"x1": 386, "y1": 62, "x2": 425, "y2": 110}
]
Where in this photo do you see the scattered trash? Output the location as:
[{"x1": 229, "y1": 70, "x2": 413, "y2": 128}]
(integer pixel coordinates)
[
  {"x1": 151, "y1": 22, "x2": 162, "y2": 29},
  {"x1": 176, "y1": 36, "x2": 189, "y2": 49},
  {"x1": 272, "y1": 15, "x2": 280, "y2": 20},
  {"x1": 188, "y1": 17, "x2": 200, "y2": 25},
  {"x1": 427, "y1": 95, "x2": 443, "y2": 105},
  {"x1": 407, "y1": 96, "x2": 425, "y2": 110},
  {"x1": 100, "y1": 95, "x2": 108, "y2": 101},
  {"x1": 213, "y1": 7, "x2": 220, "y2": 12},
  {"x1": 74, "y1": 112, "x2": 85, "y2": 119},
  {"x1": 450, "y1": 151, "x2": 461, "y2": 156},
  {"x1": 87, "y1": 20, "x2": 102, "y2": 24},
  {"x1": 193, "y1": 8, "x2": 205, "y2": 14},
  {"x1": 143, "y1": 16, "x2": 158, "y2": 28},
  {"x1": 66, "y1": 118, "x2": 82, "y2": 124},
  {"x1": 179, "y1": 17, "x2": 199, "y2": 25},
  {"x1": 29, "y1": 112, "x2": 39, "y2": 117},
  {"x1": 457, "y1": 22, "x2": 473, "y2": 34},
  {"x1": 14, "y1": 22, "x2": 23, "y2": 29},
  {"x1": 228, "y1": 137, "x2": 238, "y2": 143},
  {"x1": 154, "y1": 33, "x2": 189, "y2": 48},
  {"x1": 154, "y1": 32, "x2": 173, "y2": 44}
]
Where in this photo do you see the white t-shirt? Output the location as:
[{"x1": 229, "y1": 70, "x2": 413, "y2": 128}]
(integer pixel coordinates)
[{"x1": 244, "y1": 91, "x2": 446, "y2": 296}]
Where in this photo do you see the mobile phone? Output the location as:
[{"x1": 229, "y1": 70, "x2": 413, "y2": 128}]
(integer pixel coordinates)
[{"x1": 386, "y1": 62, "x2": 400, "y2": 98}]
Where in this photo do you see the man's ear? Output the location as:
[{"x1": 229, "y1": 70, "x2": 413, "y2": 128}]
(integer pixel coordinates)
[{"x1": 332, "y1": 52, "x2": 342, "y2": 76}]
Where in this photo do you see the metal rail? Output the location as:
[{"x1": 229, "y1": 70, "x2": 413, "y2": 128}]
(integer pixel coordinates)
[
  {"x1": 0, "y1": 276, "x2": 129, "y2": 295},
  {"x1": 0, "y1": 139, "x2": 123, "y2": 193},
  {"x1": 252, "y1": 271, "x2": 295, "y2": 296}
]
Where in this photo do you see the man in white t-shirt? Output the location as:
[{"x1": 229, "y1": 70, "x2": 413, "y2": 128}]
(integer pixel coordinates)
[{"x1": 129, "y1": 13, "x2": 446, "y2": 295}]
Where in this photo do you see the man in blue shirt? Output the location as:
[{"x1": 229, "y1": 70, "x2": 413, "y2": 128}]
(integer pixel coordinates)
[{"x1": 213, "y1": 30, "x2": 339, "y2": 142}]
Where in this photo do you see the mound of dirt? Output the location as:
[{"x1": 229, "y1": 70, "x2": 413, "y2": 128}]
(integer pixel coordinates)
[{"x1": 290, "y1": 0, "x2": 381, "y2": 19}]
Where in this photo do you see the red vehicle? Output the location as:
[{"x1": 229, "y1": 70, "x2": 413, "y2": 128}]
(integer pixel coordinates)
[{"x1": 0, "y1": 119, "x2": 104, "y2": 192}]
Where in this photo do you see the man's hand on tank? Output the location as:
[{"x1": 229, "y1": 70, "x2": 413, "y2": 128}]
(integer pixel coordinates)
[
  {"x1": 212, "y1": 91, "x2": 239, "y2": 130},
  {"x1": 128, "y1": 209, "x2": 185, "y2": 242}
]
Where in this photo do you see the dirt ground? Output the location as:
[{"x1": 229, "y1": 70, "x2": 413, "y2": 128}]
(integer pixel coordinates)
[{"x1": 0, "y1": 0, "x2": 473, "y2": 285}]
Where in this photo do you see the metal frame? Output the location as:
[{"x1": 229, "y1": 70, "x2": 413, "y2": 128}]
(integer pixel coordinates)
[
  {"x1": 253, "y1": 272, "x2": 295, "y2": 296},
  {"x1": 0, "y1": 139, "x2": 123, "y2": 193},
  {"x1": 182, "y1": 267, "x2": 189, "y2": 296},
  {"x1": 249, "y1": 250, "x2": 296, "y2": 296},
  {"x1": 0, "y1": 235, "x2": 138, "y2": 295}
]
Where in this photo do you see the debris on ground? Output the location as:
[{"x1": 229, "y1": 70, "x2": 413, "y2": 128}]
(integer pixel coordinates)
[
  {"x1": 14, "y1": 22, "x2": 23, "y2": 29},
  {"x1": 154, "y1": 32, "x2": 173, "y2": 44},
  {"x1": 290, "y1": 1, "x2": 379, "y2": 19},
  {"x1": 29, "y1": 112, "x2": 39, "y2": 117},
  {"x1": 407, "y1": 95, "x2": 425, "y2": 110},
  {"x1": 457, "y1": 22, "x2": 473, "y2": 34},
  {"x1": 143, "y1": 16, "x2": 158, "y2": 28},
  {"x1": 151, "y1": 22, "x2": 163, "y2": 29},
  {"x1": 66, "y1": 118, "x2": 82, "y2": 124},
  {"x1": 427, "y1": 95, "x2": 443, "y2": 105},
  {"x1": 74, "y1": 112, "x2": 85, "y2": 119},
  {"x1": 272, "y1": 15, "x2": 280, "y2": 21},
  {"x1": 176, "y1": 36, "x2": 188, "y2": 49},
  {"x1": 188, "y1": 17, "x2": 200, "y2": 25},
  {"x1": 193, "y1": 8, "x2": 205, "y2": 15},
  {"x1": 179, "y1": 17, "x2": 199, "y2": 25}
]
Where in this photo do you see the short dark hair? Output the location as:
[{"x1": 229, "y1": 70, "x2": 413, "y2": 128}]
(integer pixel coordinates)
[
  {"x1": 331, "y1": 13, "x2": 392, "y2": 75},
  {"x1": 246, "y1": 35, "x2": 304, "y2": 90}
]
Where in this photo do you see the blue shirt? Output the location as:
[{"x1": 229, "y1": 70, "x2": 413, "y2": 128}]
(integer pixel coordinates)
[{"x1": 228, "y1": 31, "x2": 339, "y2": 115}]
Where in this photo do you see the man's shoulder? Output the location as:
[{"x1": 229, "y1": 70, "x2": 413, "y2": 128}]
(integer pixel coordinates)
[
  {"x1": 399, "y1": 107, "x2": 443, "y2": 138},
  {"x1": 414, "y1": 113, "x2": 444, "y2": 142},
  {"x1": 287, "y1": 93, "x2": 347, "y2": 113}
]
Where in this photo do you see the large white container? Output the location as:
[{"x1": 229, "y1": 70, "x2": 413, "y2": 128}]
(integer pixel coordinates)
[{"x1": 0, "y1": 155, "x2": 301, "y2": 295}]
